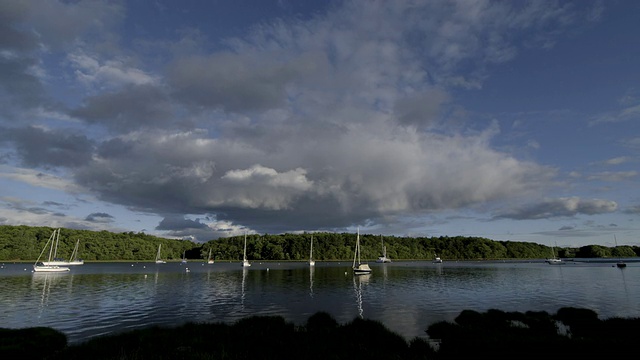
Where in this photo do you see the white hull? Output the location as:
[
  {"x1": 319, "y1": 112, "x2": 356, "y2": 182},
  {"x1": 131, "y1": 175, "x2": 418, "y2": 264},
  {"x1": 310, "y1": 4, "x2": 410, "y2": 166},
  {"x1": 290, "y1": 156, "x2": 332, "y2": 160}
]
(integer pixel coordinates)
[
  {"x1": 242, "y1": 260, "x2": 251, "y2": 267},
  {"x1": 42, "y1": 260, "x2": 84, "y2": 266},
  {"x1": 155, "y1": 260, "x2": 166, "y2": 264},
  {"x1": 33, "y1": 265, "x2": 70, "y2": 272},
  {"x1": 545, "y1": 258, "x2": 563, "y2": 265},
  {"x1": 376, "y1": 256, "x2": 391, "y2": 263},
  {"x1": 354, "y1": 263, "x2": 372, "y2": 275}
]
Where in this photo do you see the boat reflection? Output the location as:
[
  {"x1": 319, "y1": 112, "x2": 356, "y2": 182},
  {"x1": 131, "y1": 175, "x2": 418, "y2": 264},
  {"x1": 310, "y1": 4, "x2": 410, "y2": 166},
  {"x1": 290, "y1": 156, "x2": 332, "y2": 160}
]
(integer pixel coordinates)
[
  {"x1": 31, "y1": 272, "x2": 72, "y2": 314},
  {"x1": 353, "y1": 273, "x2": 371, "y2": 318},
  {"x1": 309, "y1": 266, "x2": 315, "y2": 298},
  {"x1": 241, "y1": 267, "x2": 248, "y2": 309}
]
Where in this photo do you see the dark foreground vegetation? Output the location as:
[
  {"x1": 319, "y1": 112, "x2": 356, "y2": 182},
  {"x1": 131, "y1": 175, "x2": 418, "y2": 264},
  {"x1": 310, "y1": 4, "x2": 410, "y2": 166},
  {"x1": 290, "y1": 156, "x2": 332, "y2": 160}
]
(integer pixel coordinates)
[
  {"x1": 2, "y1": 307, "x2": 637, "y2": 359},
  {"x1": 2, "y1": 225, "x2": 638, "y2": 263}
]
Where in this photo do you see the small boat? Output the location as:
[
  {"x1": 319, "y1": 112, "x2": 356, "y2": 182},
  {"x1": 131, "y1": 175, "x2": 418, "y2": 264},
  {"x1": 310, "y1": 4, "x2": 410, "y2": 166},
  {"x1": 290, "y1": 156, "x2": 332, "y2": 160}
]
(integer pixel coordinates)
[
  {"x1": 181, "y1": 251, "x2": 187, "y2": 264},
  {"x1": 433, "y1": 254, "x2": 443, "y2": 264},
  {"x1": 352, "y1": 227, "x2": 371, "y2": 275},
  {"x1": 309, "y1": 236, "x2": 315, "y2": 266},
  {"x1": 207, "y1": 248, "x2": 214, "y2": 264},
  {"x1": 33, "y1": 229, "x2": 70, "y2": 273},
  {"x1": 614, "y1": 235, "x2": 626, "y2": 268},
  {"x1": 376, "y1": 235, "x2": 391, "y2": 263},
  {"x1": 242, "y1": 233, "x2": 251, "y2": 267},
  {"x1": 155, "y1": 244, "x2": 166, "y2": 264},
  {"x1": 545, "y1": 243, "x2": 563, "y2": 265}
]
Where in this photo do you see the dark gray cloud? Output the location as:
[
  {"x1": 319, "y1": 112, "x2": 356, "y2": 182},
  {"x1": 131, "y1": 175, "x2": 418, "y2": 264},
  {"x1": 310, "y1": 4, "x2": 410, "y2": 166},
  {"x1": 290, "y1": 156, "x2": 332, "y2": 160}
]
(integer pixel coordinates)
[
  {"x1": 4, "y1": 126, "x2": 94, "y2": 168},
  {"x1": 85, "y1": 212, "x2": 114, "y2": 223},
  {"x1": 70, "y1": 85, "x2": 175, "y2": 132},
  {"x1": 496, "y1": 197, "x2": 618, "y2": 220}
]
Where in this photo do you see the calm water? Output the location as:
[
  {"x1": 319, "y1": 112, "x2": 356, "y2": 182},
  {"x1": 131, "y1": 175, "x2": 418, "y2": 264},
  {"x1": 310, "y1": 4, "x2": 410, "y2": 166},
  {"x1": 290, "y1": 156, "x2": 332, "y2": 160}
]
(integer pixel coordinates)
[{"x1": 1, "y1": 259, "x2": 638, "y2": 344}]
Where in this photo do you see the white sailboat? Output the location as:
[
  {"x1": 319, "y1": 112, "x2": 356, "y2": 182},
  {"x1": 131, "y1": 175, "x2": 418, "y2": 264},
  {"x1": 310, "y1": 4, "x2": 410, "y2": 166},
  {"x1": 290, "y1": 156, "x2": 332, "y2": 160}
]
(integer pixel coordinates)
[
  {"x1": 207, "y1": 248, "x2": 214, "y2": 264},
  {"x1": 614, "y1": 235, "x2": 626, "y2": 268},
  {"x1": 242, "y1": 233, "x2": 251, "y2": 267},
  {"x1": 41, "y1": 229, "x2": 84, "y2": 266},
  {"x1": 33, "y1": 229, "x2": 70, "y2": 272},
  {"x1": 433, "y1": 254, "x2": 443, "y2": 264},
  {"x1": 545, "y1": 243, "x2": 562, "y2": 265},
  {"x1": 376, "y1": 235, "x2": 391, "y2": 263},
  {"x1": 352, "y1": 227, "x2": 372, "y2": 275},
  {"x1": 155, "y1": 244, "x2": 166, "y2": 264},
  {"x1": 66, "y1": 239, "x2": 84, "y2": 265},
  {"x1": 309, "y1": 236, "x2": 315, "y2": 266},
  {"x1": 181, "y1": 251, "x2": 187, "y2": 264}
]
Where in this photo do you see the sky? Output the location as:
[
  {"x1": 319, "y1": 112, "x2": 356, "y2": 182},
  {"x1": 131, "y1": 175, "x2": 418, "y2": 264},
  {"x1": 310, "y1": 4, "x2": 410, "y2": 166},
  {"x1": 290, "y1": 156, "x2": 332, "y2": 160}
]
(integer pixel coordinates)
[{"x1": 1, "y1": 0, "x2": 639, "y2": 247}]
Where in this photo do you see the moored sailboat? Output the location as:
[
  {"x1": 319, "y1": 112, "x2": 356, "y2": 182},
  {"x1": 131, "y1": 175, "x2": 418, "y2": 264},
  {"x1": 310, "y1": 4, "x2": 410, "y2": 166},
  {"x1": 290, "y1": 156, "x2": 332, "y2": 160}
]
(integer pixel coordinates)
[
  {"x1": 33, "y1": 229, "x2": 70, "y2": 273},
  {"x1": 242, "y1": 233, "x2": 251, "y2": 267},
  {"x1": 376, "y1": 235, "x2": 391, "y2": 263},
  {"x1": 155, "y1": 244, "x2": 166, "y2": 264},
  {"x1": 352, "y1": 227, "x2": 372, "y2": 275},
  {"x1": 545, "y1": 243, "x2": 563, "y2": 265},
  {"x1": 309, "y1": 236, "x2": 315, "y2": 266}
]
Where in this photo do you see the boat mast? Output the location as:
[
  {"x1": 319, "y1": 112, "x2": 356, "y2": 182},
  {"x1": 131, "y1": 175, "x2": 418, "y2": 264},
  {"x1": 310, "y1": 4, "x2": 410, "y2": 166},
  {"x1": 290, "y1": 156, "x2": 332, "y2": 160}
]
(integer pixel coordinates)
[{"x1": 353, "y1": 227, "x2": 360, "y2": 267}]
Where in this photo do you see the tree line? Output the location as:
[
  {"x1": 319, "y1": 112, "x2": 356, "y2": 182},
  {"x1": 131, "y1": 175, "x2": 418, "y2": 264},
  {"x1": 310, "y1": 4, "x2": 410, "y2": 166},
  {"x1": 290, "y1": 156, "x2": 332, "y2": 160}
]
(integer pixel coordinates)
[{"x1": 0, "y1": 225, "x2": 637, "y2": 262}]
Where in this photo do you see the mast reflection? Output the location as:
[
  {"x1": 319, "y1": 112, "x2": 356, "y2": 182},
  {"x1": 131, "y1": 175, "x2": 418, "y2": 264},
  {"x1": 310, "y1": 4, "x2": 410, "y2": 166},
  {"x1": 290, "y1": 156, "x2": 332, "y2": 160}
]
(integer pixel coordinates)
[{"x1": 353, "y1": 274, "x2": 370, "y2": 318}]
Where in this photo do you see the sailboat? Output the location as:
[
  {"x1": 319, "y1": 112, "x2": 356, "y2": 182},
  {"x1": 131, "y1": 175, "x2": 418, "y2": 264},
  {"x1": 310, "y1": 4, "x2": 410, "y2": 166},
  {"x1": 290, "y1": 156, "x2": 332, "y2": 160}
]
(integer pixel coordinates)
[
  {"x1": 309, "y1": 236, "x2": 315, "y2": 266},
  {"x1": 33, "y1": 229, "x2": 70, "y2": 272},
  {"x1": 376, "y1": 235, "x2": 391, "y2": 263},
  {"x1": 433, "y1": 254, "x2": 443, "y2": 264},
  {"x1": 545, "y1": 243, "x2": 562, "y2": 265},
  {"x1": 614, "y1": 235, "x2": 626, "y2": 268},
  {"x1": 242, "y1": 233, "x2": 251, "y2": 267},
  {"x1": 41, "y1": 229, "x2": 84, "y2": 266},
  {"x1": 352, "y1": 227, "x2": 372, "y2": 275},
  {"x1": 66, "y1": 239, "x2": 84, "y2": 265},
  {"x1": 155, "y1": 244, "x2": 166, "y2": 264},
  {"x1": 181, "y1": 251, "x2": 187, "y2": 264},
  {"x1": 207, "y1": 248, "x2": 214, "y2": 264}
]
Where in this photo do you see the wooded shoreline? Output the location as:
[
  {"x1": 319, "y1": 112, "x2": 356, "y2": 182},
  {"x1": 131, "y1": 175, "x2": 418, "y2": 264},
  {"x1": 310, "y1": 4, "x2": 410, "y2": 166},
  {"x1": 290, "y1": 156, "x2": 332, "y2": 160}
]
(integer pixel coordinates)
[{"x1": 2, "y1": 225, "x2": 638, "y2": 263}]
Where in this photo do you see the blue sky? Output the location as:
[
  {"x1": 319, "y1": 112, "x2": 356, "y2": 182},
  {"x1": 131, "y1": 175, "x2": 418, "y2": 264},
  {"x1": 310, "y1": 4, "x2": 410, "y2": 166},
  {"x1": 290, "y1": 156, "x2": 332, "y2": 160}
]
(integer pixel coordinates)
[{"x1": 1, "y1": 0, "x2": 639, "y2": 247}]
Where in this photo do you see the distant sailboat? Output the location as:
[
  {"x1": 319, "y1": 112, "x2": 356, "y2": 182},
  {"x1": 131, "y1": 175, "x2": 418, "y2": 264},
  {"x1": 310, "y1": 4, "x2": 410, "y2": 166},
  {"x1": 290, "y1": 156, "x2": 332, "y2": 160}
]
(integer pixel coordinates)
[
  {"x1": 33, "y1": 229, "x2": 70, "y2": 272},
  {"x1": 207, "y1": 248, "x2": 214, "y2": 264},
  {"x1": 242, "y1": 233, "x2": 251, "y2": 267},
  {"x1": 309, "y1": 236, "x2": 315, "y2": 266},
  {"x1": 614, "y1": 235, "x2": 626, "y2": 268},
  {"x1": 433, "y1": 254, "x2": 443, "y2": 264},
  {"x1": 181, "y1": 251, "x2": 187, "y2": 264},
  {"x1": 376, "y1": 235, "x2": 391, "y2": 263},
  {"x1": 155, "y1": 244, "x2": 166, "y2": 264},
  {"x1": 545, "y1": 243, "x2": 562, "y2": 265},
  {"x1": 352, "y1": 227, "x2": 372, "y2": 275}
]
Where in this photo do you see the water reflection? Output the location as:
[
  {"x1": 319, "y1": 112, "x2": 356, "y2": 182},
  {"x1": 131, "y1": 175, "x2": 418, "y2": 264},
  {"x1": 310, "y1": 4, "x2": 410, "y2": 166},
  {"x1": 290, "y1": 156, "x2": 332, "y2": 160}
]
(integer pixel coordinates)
[
  {"x1": 31, "y1": 272, "x2": 73, "y2": 314},
  {"x1": 241, "y1": 267, "x2": 248, "y2": 309},
  {"x1": 1, "y1": 261, "x2": 639, "y2": 345},
  {"x1": 309, "y1": 266, "x2": 315, "y2": 298},
  {"x1": 353, "y1": 274, "x2": 371, "y2": 318}
]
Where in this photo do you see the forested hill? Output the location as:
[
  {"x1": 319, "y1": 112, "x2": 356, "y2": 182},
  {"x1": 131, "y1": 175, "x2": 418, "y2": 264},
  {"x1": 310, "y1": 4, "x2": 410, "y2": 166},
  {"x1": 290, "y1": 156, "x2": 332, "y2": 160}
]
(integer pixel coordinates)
[{"x1": 0, "y1": 225, "x2": 637, "y2": 262}]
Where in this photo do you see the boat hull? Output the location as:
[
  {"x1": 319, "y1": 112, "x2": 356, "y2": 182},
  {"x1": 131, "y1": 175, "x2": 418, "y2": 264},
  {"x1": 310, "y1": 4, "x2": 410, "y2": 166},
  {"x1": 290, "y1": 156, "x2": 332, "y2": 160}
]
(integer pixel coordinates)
[
  {"x1": 353, "y1": 263, "x2": 372, "y2": 275},
  {"x1": 42, "y1": 260, "x2": 84, "y2": 266},
  {"x1": 33, "y1": 265, "x2": 70, "y2": 272}
]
